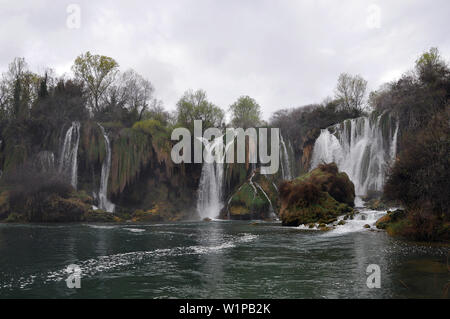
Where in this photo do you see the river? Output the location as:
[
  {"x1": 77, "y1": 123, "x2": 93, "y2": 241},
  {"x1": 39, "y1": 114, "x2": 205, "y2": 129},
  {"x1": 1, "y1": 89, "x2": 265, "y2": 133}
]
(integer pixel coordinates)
[{"x1": 0, "y1": 211, "x2": 448, "y2": 298}]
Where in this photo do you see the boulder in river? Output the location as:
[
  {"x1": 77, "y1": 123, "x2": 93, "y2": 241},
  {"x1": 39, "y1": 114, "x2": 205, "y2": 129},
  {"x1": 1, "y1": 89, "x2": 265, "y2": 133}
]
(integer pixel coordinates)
[
  {"x1": 279, "y1": 163, "x2": 355, "y2": 227},
  {"x1": 223, "y1": 170, "x2": 279, "y2": 220}
]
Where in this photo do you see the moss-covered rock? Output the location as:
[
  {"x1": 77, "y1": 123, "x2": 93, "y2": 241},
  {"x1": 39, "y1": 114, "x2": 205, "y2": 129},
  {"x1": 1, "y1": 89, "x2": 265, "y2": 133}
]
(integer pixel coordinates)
[
  {"x1": 131, "y1": 206, "x2": 163, "y2": 222},
  {"x1": 0, "y1": 189, "x2": 97, "y2": 223},
  {"x1": 375, "y1": 209, "x2": 450, "y2": 242},
  {"x1": 84, "y1": 209, "x2": 117, "y2": 222},
  {"x1": 35, "y1": 194, "x2": 90, "y2": 222},
  {"x1": 279, "y1": 163, "x2": 354, "y2": 227},
  {"x1": 222, "y1": 170, "x2": 279, "y2": 220},
  {"x1": 296, "y1": 163, "x2": 355, "y2": 207},
  {"x1": 375, "y1": 209, "x2": 406, "y2": 229}
]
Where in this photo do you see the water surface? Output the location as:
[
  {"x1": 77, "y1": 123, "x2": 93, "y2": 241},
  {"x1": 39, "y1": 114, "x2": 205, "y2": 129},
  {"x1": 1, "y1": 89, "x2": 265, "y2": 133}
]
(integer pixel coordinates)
[{"x1": 0, "y1": 214, "x2": 448, "y2": 298}]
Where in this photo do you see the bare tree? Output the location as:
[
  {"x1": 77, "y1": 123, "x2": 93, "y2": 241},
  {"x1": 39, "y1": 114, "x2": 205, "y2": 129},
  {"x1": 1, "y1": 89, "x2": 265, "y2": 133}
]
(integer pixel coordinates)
[
  {"x1": 335, "y1": 73, "x2": 368, "y2": 112},
  {"x1": 104, "y1": 69, "x2": 156, "y2": 121},
  {"x1": 121, "y1": 70, "x2": 155, "y2": 121},
  {"x1": 0, "y1": 77, "x2": 9, "y2": 118}
]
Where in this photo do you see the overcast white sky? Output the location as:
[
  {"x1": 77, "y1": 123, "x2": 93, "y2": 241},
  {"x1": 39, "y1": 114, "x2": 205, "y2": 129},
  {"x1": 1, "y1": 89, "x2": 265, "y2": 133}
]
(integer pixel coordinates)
[{"x1": 1, "y1": 0, "x2": 449, "y2": 119}]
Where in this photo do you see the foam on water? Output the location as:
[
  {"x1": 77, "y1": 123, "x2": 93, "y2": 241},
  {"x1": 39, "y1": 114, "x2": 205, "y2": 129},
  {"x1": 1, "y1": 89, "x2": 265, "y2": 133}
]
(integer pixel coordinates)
[
  {"x1": 2, "y1": 233, "x2": 258, "y2": 290},
  {"x1": 322, "y1": 209, "x2": 387, "y2": 237},
  {"x1": 84, "y1": 224, "x2": 118, "y2": 230},
  {"x1": 124, "y1": 228, "x2": 146, "y2": 233}
]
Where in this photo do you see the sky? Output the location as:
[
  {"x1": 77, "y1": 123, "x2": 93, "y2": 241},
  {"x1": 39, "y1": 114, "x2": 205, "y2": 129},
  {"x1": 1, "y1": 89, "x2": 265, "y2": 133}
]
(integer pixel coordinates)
[{"x1": 0, "y1": 0, "x2": 449, "y2": 120}]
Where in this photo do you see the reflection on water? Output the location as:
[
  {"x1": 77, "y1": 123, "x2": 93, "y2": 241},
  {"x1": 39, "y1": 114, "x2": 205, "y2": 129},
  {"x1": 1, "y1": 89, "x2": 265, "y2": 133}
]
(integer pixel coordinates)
[{"x1": 0, "y1": 221, "x2": 448, "y2": 298}]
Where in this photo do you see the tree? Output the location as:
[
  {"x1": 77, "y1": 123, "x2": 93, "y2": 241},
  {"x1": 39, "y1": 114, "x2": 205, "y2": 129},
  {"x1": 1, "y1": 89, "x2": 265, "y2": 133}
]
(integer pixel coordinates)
[
  {"x1": 0, "y1": 78, "x2": 8, "y2": 120},
  {"x1": 5, "y1": 57, "x2": 39, "y2": 120},
  {"x1": 142, "y1": 99, "x2": 171, "y2": 125},
  {"x1": 229, "y1": 95, "x2": 262, "y2": 129},
  {"x1": 335, "y1": 73, "x2": 367, "y2": 113},
  {"x1": 121, "y1": 69, "x2": 155, "y2": 121},
  {"x1": 102, "y1": 69, "x2": 157, "y2": 124},
  {"x1": 31, "y1": 78, "x2": 88, "y2": 125},
  {"x1": 176, "y1": 89, "x2": 224, "y2": 129},
  {"x1": 415, "y1": 47, "x2": 449, "y2": 85},
  {"x1": 38, "y1": 72, "x2": 49, "y2": 99},
  {"x1": 103, "y1": 69, "x2": 158, "y2": 124},
  {"x1": 72, "y1": 52, "x2": 119, "y2": 114}
]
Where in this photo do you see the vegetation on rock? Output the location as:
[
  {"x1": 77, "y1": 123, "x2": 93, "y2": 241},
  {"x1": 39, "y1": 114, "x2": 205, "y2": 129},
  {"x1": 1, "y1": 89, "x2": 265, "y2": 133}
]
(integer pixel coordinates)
[
  {"x1": 279, "y1": 163, "x2": 354, "y2": 227},
  {"x1": 376, "y1": 48, "x2": 450, "y2": 242},
  {"x1": 223, "y1": 170, "x2": 279, "y2": 220}
]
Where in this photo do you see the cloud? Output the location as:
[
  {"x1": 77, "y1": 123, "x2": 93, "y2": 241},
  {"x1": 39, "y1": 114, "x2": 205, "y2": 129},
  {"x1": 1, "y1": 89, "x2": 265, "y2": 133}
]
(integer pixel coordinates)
[{"x1": 0, "y1": 0, "x2": 449, "y2": 119}]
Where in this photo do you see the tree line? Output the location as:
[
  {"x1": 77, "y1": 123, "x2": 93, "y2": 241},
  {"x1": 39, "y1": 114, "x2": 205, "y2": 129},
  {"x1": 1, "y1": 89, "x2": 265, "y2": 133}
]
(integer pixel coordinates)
[{"x1": 0, "y1": 51, "x2": 372, "y2": 134}]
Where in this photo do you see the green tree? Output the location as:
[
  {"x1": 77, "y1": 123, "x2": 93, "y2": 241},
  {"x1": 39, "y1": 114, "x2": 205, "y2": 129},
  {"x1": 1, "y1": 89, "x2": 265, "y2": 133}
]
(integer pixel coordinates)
[
  {"x1": 6, "y1": 58, "x2": 39, "y2": 120},
  {"x1": 415, "y1": 47, "x2": 449, "y2": 85},
  {"x1": 72, "y1": 51, "x2": 119, "y2": 114},
  {"x1": 38, "y1": 73, "x2": 49, "y2": 99},
  {"x1": 229, "y1": 95, "x2": 262, "y2": 129},
  {"x1": 176, "y1": 89, "x2": 224, "y2": 130},
  {"x1": 335, "y1": 73, "x2": 367, "y2": 113}
]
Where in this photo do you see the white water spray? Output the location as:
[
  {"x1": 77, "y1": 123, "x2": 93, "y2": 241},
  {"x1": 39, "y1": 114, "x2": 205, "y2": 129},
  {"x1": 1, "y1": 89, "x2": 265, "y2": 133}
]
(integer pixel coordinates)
[
  {"x1": 310, "y1": 113, "x2": 399, "y2": 196},
  {"x1": 59, "y1": 121, "x2": 80, "y2": 189}
]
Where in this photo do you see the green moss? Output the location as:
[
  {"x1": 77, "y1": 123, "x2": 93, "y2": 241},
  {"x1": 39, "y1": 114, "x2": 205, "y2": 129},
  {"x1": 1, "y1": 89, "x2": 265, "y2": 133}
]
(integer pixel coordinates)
[
  {"x1": 226, "y1": 172, "x2": 278, "y2": 220},
  {"x1": 132, "y1": 119, "x2": 171, "y2": 151},
  {"x1": 110, "y1": 128, "x2": 153, "y2": 195},
  {"x1": 280, "y1": 163, "x2": 355, "y2": 226},
  {"x1": 69, "y1": 190, "x2": 93, "y2": 205},
  {"x1": 386, "y1": 218, "x2": 411, "y2": 236},
  {"x1": 281, "y1": 191, "x2": 352, "y2": 226},
  {"x1": 5, "y1": 212, "x2": 24, "y2": 223},
  {"x1": 84, "y1": 210, "x2": 116, "y2": 222}
]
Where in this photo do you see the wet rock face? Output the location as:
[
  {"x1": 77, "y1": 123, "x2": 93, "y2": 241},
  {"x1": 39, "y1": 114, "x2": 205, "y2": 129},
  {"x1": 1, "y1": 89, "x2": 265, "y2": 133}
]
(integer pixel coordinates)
[
  {"x1": 306, "y1": 163, "x2": 355, "y2": 207},
  {"x1": 279, "y1": 163, "x2": 355, "y2": 227}
]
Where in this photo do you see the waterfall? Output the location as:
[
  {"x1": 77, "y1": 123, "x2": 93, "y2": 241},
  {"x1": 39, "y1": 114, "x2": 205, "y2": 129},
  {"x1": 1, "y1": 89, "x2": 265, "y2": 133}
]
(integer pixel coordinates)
[
  {"x1": 280, "y1": 133, "x2": 293, "y2": 180},
  {"x1": 196, "y1": 134, "x2": 237, "y2": 219},
  {"x1": 97, "y1": 124, "x2": 115, "y2": 213},
  {"x1": 58, "y1": 121, "x2": 80, "y2": 189},
  {"x1": 310, "y1": 112, "x2": 399, "y2": 196},
  {"x1": 196, "y1": 136, "x2": 226, "y2": 219},
  {"x1": 254, "y1": 181, "x2": 276, "y2": 218}
]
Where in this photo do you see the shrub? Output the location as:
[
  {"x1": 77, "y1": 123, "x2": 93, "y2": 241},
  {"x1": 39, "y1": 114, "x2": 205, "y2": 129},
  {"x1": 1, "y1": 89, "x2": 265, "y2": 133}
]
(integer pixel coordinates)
[{"x1": 1, "y1": 163, "x2": 74, "y2": 219}]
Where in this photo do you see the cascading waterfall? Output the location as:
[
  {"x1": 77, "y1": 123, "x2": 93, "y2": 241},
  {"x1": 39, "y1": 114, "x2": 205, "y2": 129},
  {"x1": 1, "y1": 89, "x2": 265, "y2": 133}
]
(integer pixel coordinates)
[
  {"x1": 97, "y1": 124, "x2": 115, "y2": 213},
  {"x1": 196, "y1": 134, "x2": 235, "y2": 219},
  {"x1": 310, "y1": 112, "x2": 399, "y2": 196},
  {"x1": 280, "y1": 133, "x2": 293, "y2": 180},
  {"x1": 58, "y1": 121, "x2": 80, "y2": 189}
]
